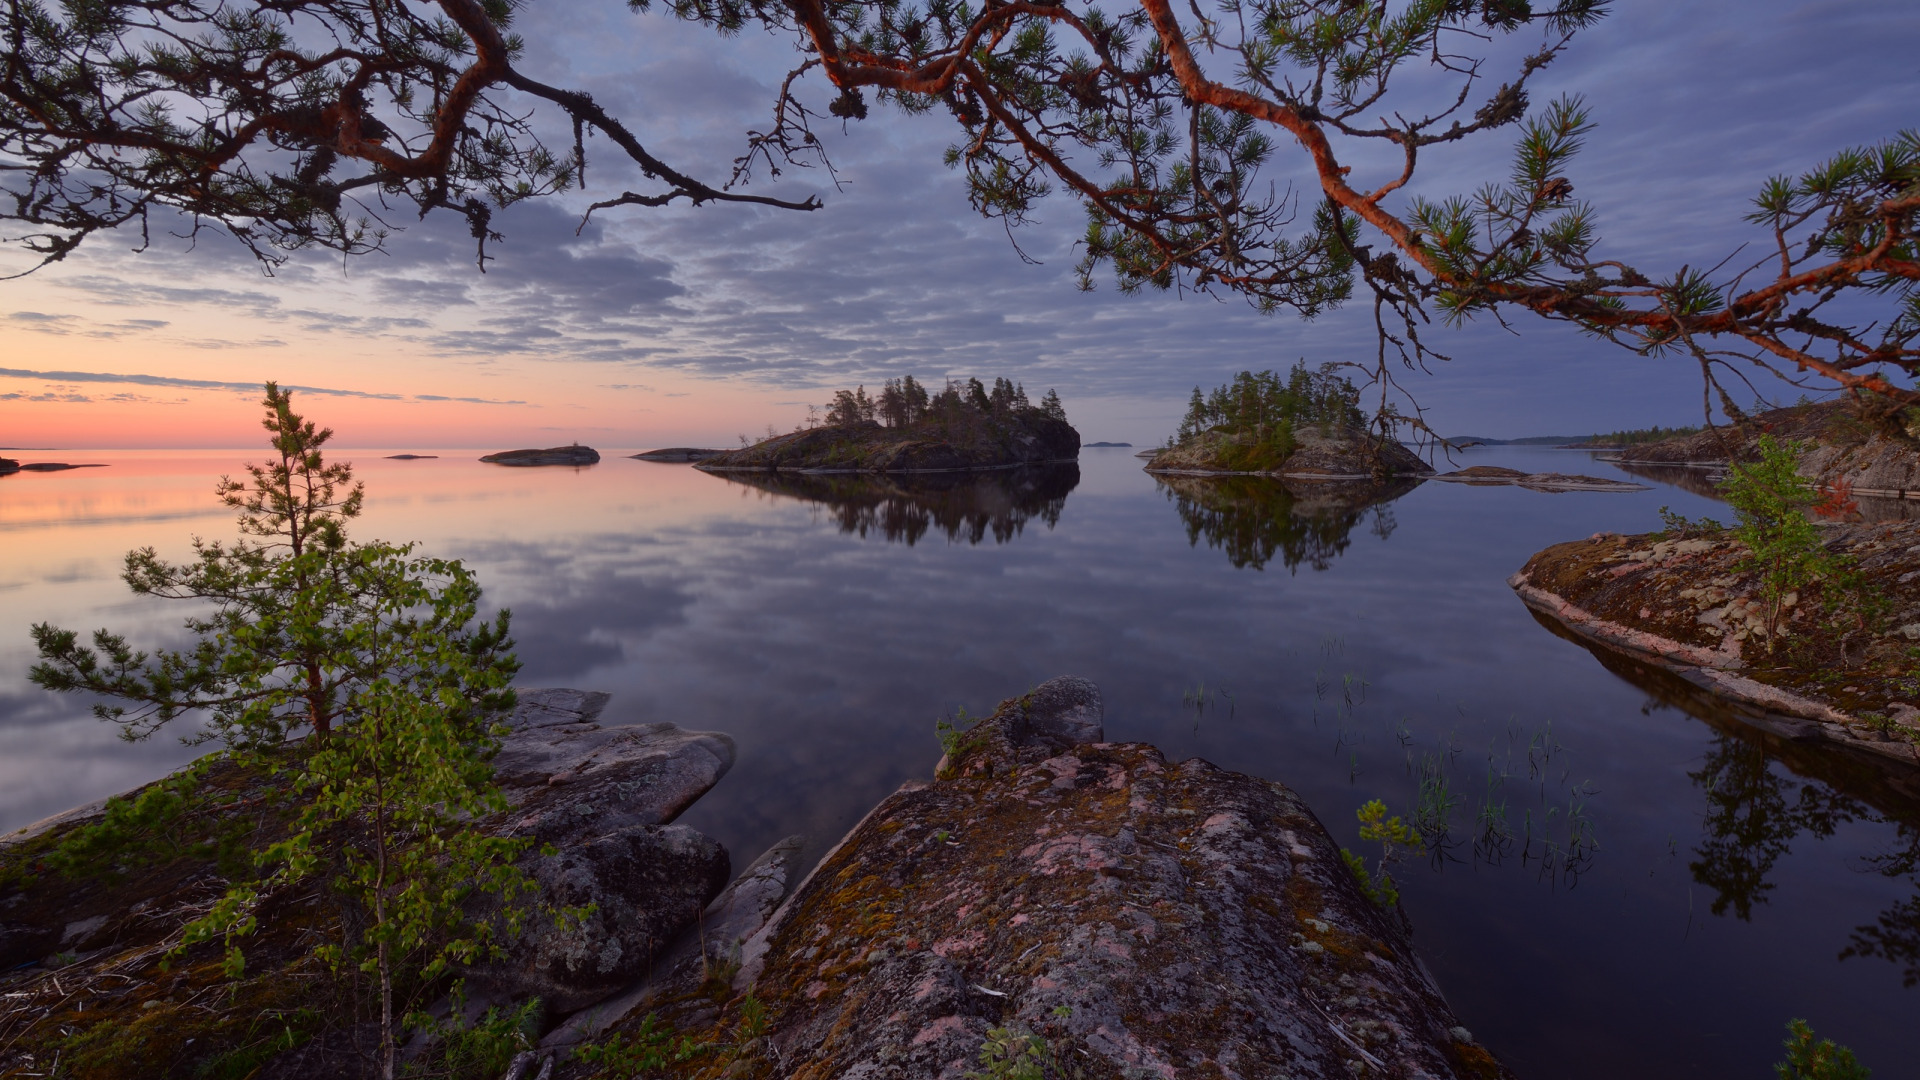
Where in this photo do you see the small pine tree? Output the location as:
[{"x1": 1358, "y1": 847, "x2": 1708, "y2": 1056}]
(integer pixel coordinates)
[{"x1": 1041, "y1": 388, "x2": 1067, "y2": 422}]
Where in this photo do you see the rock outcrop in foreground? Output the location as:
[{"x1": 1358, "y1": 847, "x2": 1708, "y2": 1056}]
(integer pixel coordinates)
[
  {"x1": 590, "y1": 677, "x2": 1505, "y2": 1080},
  {"x1": 2, "y1": 683, "x2": 1501, "y2": 1080},
  {"x1": 1513, "y1": 527, "x2": 1920, "y2": 772},
  {"x1": 696, "y1": 412, "x2": 1078, "y2": 474},
  {"x1": 480, "y1": 445, "x2": 601, "y2": 466},
  {"x1": 1145, "y1": 423, "x2": 1433, "y2": 480}
]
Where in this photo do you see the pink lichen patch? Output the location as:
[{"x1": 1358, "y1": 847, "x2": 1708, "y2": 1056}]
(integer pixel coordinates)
[
  {"x1": 1024, "y1": 833, "x2": 1124, "y2": 875},
  {"x1": 804, "y1": 979, "x2": 830, "y2": 1000},
  {"x1": 910, "y1": 1015, "x2": 972, "y2": 1046},
  {"x1": 931, "y1": 930, "x2": 986, "y2": 958}
]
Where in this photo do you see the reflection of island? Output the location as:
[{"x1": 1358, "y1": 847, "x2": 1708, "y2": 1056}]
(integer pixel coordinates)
[
  {"x1": 1529, "y1": 610, "x2": 1920, "y2": 986},
  {"x1": 710, "y1": 464, "x2": 1079, "y2": 546},
  {"x1": 1156, "y1": 474, "x2": 1420, "y2": 572}
]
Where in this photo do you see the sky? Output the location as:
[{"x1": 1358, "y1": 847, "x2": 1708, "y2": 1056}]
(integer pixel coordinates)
[{"x1": 2, "y1": 0, "x2": 1917, "y2": 450}]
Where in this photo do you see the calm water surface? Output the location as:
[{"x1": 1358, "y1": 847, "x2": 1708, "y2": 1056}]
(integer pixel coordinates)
[{"x1": 2, "y1": 445, "x2": 1915, "y2": 1077}]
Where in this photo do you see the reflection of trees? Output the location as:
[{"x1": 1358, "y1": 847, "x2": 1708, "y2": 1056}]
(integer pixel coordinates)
[
  {"x1": 1842, "y1": 827, "x2": 1920, "y2": 987},
  {"x1": 1687, "y1": 734, "x2": 1863, "y2": 920},
  {"x1": 1530, "y1": 609, "x2": 1920, "y2": 982},
  {"x1": 1155, "y1": 474, "x2": 1418, "y2": 572},
  {"x1": 710, "y1": 464, "x2": 1078, "y2": 546}
]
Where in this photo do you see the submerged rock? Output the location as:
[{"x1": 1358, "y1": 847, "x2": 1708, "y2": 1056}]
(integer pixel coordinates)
[
  {"x1": 607, "y1": 676, "x2": 1506, "y2": 1080},
  {"x1": 480, "y1": 446, "x2": 601, "y2": 467}
]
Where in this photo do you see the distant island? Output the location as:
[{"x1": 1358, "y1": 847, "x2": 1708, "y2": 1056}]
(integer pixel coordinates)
[
  {"x1": 1144, "y1": 364, "x2": 1430, "y2": 479},
  {"x1": 384, "y1": 454, "x2": 438, "y2": 460},
  {"x1": 479, "y1": 445, "x2": 600, "y2": 467},
  {"x1": 0, "y1": 458, "x2": 106, "y2": 474},
  {"x1": 1444, "y1": 425, "x2": 1703, "y2": 449},
  {"x1": 632, "y1": 448, "x2": 727, "y2": 462},
  {"x1": 1084, "y1": 441, "x2": 1133, "y2": 447},
  {"x1": 696, "y1": 377, "x2": 1078, "y2": 474}
]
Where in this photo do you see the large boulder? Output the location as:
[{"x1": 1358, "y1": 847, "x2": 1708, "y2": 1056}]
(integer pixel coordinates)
[
  {"x1": 598, "y1": 676, "x2": 1508, "y2": 1080},
  {"x1": 474, "y1": 824, "x2": 732, "y2": 1014}
]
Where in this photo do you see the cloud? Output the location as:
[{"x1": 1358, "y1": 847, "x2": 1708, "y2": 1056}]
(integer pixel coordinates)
[
  {"x1": 0, "y1": 367, "x2": 528, "y2": 405},
  {"x1": 4, "y1": 0, "x2": 1915, "y2": 437}
]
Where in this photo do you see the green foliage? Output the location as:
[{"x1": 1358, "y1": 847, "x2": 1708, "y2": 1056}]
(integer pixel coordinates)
[
  {"x1": 936, "y1": 707, "x2": 992, "y2": 777},
  {"x1": 1774, "y1": 1019, "x2": 1871, "y2": 1080},
  {"x1": 407, "y1": 997, "x2": 542, "y2": 1080},
  {"x1": 1718, "y1": 436, "x2": 1838, "y2": 653},
  {"x1": 26, "y1": 385, "x2": 529, "y2": 1080},
  {"x1": 33, "y1": 758, "x2": 260, "y2": 883},
  {"x1": 572, "y1": 1013, "x2": 703, "y2": 1077},
  {"x1": 965, "y1": 1008, "x2": 1084, "y2": 1080},
  {"x1": 1341, "y1": 798, "x2": 1424, "y2": 909},
  {"x1": 1175, "y1": 363, "x2": 1364, "y2": 450},
  {"x1": 1657, "y1": 505, "x2": 1726, "y2": 539}
]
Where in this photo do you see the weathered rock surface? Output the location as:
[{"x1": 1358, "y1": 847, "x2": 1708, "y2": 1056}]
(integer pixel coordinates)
[
  {"x1": 480, "y1": 446, "x2": 601, "y2": 467},
  {"x1": 541, "y1": 834, "x2": 807, "y2": 1049},
  {"x1": 1513, "y1": 527, "x2": 1920, "y2": 768},
  {"x1": 1431, "y1": 465, "x2": 1648, "y2": 492},
  {"x1": 631, "y1": 447, "x2": 727, "y2": 462},
  {"x1": 1146, "y1": 423, "x2": 1433, "y2": 479},
  {"x1": 468, "y1": 690, "x2": 741, "y2": 1011},
  {"x1": 476, "y1": 824, "x2": 732, "y2": 1014},
  {"x1": 609, "y1": 676, "x2": 1505, "y2": 1080},
  {"x1": 696, "y1": 412, "x2": 1078, "y2": 474},
  {"x1": 491, "y1": 689, "x2": 736, "y2": 843}
]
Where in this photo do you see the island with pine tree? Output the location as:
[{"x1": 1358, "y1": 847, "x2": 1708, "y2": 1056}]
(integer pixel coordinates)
[{"x1": 696, "y1": 376, "x2": 1079, "y2": 473}]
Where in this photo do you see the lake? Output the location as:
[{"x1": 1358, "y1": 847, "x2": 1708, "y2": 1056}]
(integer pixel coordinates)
[{"x1": 2, "y1": 444, "x2": 1914, "y2": 1078}]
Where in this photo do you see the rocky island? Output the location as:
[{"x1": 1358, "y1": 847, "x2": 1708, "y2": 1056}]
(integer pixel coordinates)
[
  {"x1": 0, "y1": 458, "x2": 106, "y2": 474},
  {"x1": 697, "y1": 377, "x2": 1078, "y2": 474},
  {"x1": 0, "y1": 680, "x2": 1504, "y2": 1079},
  {"x1": 480, "y1": 446, "x2": 601, "y2": 467},
  {"x1": 1143, "y1": 365, "x2": 1433, "y2": 481},
  {"x1": 631, "y1": 448, "x2": 727, "y2": 462}
]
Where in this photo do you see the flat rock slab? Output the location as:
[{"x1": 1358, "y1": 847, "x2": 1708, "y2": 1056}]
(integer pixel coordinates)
[
  {"x1": 613, "y1": 678, "x2": 1505, "y2": 1080},
  {"x1": 1433, "y1": 466, "x2": 1647, "y2": 492},
  {"x1": 493, "y1": 690, "x2": 735, "y2": 844}
]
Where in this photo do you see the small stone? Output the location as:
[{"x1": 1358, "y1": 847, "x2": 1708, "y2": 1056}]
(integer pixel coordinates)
[{"x1": 1451, "y1": 1026, "x2": 1475, "y2": 1044}]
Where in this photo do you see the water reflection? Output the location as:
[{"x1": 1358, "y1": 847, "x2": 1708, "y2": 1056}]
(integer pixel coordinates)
[
  {"x1": 1530, "y1": 607, "x2": 1920, "y2": 985},
  {"x1": 1156, "y1": 474, "x2": 1420, "y2": 571},
  {"x1": 707, "y1": 464, "x2": 1078, "y2": 545},
  {"x1": 1689, "y1": 733, "x2": 1864, "y2": 920}
]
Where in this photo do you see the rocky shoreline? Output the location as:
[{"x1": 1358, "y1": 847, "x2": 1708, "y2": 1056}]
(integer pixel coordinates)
[
  {"x1": 1512, "y1": 527, "x2": 1920, "y2": 770},
  {"x1": 0, "y1": 680, "x2": 1503, "y2": 1079}
]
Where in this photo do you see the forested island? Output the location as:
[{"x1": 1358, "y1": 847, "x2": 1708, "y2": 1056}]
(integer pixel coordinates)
[
  {"x1": 1143, "y1": 364, "x2": 1430, "y2": 479},
  {"x1": 697, "y1": 376, "x2": 1079, "y2": 473}
]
